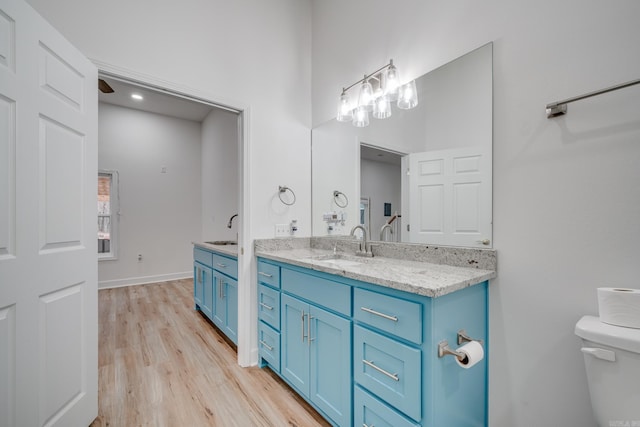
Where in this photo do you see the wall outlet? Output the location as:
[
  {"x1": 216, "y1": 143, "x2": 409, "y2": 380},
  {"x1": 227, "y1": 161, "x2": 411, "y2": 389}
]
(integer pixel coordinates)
[{"x1": 275, "y1": 224, "x2": 288, "y2": 237}]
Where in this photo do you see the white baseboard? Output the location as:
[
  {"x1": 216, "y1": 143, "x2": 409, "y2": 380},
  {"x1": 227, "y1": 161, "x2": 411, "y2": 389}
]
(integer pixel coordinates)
[{"x1": 98, "y1": 271, "x2": 191, "y2": 289}]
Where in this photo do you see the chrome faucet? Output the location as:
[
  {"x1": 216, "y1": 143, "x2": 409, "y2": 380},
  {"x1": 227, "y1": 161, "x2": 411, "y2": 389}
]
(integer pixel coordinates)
[
  {"x1": 227, "y1": 214, "x2": 238, "y2": 229},
  {"x1": 380, "y1": 223, "x2": 392, "y2": 241},
  {"x1": 350, "y1": 225, "x2": 372, "y2": 257}
]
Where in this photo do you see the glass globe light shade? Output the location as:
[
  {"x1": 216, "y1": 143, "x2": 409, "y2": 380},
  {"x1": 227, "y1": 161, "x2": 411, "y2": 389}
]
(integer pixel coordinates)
[
  {"x1": 336, "y1": 91, "x2": 353, "y2": 122},
  {"x1": 357, "y1": 78, "x2": 375, "y2": 112},
  {"x1": 397, "y1": 79, "x2": 418, "y2": 109},
  {"x1": 352, "y1": 105, "x2": 370, "y2": 127}
]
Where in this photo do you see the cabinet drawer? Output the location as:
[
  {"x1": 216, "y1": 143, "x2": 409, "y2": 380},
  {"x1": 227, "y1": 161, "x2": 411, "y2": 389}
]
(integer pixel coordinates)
[
  {"x1": 354, "y1": 325, "x2": 422, "y2": 421},
  {"x1": 257, "y1": 260, "x2": 280, "y2": 289},
  {"x1": 194, "y1": 247, "x2": 213, "y2": 266},
  {"x1": 258, "y1": 322, "x2": 280, "y2": 373},
  {"x1": 258, "y1": 284, "x2": 280, "y2": 330},
  {"x1": 354, "y1": 287, "x2": 422, "y2": 345},
  {"x1": 281, "y1": 268, "x2": 351, "y2": 316},
  {"x1": 211, "y1": 253, "x2": 238, "y2": 278},
  {"x1": 355, "y1": 386, "x2": 420, "y2": 427}
]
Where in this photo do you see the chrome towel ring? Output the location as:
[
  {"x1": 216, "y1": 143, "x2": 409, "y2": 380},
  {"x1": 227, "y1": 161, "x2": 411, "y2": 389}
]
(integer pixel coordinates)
[
  {"x1": 278, "y1": 186, "x2": 296, "y2": 206},
  {"x1": 333, "y1": 190, "x2": 348, "y2": 208}
]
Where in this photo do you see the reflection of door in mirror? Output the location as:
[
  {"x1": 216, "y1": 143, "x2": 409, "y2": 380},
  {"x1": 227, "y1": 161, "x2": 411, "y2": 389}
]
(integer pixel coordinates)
[{"x1": 404, "y1": 147, "x2": 491, "y2": 247}]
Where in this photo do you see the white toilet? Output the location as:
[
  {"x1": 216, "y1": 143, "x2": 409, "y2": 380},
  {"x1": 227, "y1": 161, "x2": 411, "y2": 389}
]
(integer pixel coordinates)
[{"x1": 575, "y1": 315, "x2": 640, "y2": 426}]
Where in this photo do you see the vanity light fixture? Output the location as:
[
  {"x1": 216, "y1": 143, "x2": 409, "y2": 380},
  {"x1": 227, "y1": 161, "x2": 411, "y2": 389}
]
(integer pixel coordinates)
[{"x1": 336, "y1": 59, "x2": 418, "y2": 127}]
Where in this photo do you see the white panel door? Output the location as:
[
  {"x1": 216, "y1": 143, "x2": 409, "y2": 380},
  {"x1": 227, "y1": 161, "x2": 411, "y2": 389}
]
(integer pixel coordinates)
[
  {"x1": 0, "y1": 0, "x2": 98, "y2": 426},
  {"x1": 408, "y1": 147, "x2": 491, "y2": 248}
]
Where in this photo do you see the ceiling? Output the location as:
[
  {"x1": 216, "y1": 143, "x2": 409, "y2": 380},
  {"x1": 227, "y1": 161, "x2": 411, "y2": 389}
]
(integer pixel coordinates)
[
  {"x1": 98, "y1": 77, "x2": 216, "y2": 122},
  {"x1": 360, "y1": 144, "x2": 403, "y2": 166}
]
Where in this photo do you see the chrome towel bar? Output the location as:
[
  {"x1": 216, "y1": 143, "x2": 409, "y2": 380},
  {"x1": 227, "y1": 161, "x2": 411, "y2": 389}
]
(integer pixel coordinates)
[{"x1": 546, "y1": 78, "x2": 640, "y2": 118}]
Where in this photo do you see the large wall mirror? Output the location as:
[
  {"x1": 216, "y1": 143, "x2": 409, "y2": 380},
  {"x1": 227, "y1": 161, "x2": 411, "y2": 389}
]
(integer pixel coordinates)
[{"x1": 311, "y1": 42, "x2": 493, "y2": 248}]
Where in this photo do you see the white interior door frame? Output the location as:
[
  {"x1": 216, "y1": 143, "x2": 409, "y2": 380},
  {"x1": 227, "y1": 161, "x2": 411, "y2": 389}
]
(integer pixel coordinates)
[{"x1": 92, "y1": 61, "x2": 256, "y2": 366}]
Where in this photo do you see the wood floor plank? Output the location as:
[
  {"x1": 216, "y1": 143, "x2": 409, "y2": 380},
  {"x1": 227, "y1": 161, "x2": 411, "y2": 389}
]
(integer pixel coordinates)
[{"x1": 91, "y1": 279, "x2": 330, "y2": 427}]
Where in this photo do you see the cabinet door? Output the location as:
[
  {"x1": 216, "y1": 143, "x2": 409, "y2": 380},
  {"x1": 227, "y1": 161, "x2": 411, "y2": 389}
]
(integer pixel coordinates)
[
  {"x1": 201, "y1": 266, "x2": 215, "y2": 319},
  {"x1": 309, "y1": 306, "x2": 352, "y2": 427},
  {"x1": 194, "y1": 263, "x2": 214, "y2": 319},
  {"x1": 281, "y1": 294, "x2": 310, "y2": 395},
  {"x1": 194, "y1": 263, "x2": 204, "y2": 308},
  {"x1": 224, "y1": 276, "x2": 238, "y2": 344},
  {"x1": 212, "y1": 273, "x2": 225, "y2": 329}
]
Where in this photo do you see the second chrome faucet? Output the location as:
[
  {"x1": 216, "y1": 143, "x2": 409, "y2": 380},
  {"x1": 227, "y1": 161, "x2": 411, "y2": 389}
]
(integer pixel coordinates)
[{"x1": 350, "y1": 225, "x2": 373, "y2": 257}]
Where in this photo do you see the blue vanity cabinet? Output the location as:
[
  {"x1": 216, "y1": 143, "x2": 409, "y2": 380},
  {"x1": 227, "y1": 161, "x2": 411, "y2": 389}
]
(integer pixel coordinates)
[
  {"x1": 193, "y1": 246, "x2": 238, "y2": 344},
  {"x1": 256, "y1": 256, "x2": 488, "y2": 427}
]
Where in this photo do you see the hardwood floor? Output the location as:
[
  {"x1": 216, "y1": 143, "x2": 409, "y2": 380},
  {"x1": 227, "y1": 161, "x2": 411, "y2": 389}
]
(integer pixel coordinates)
[{"x1": 91, "y1": 279, "x2": 330, "y2": 427}]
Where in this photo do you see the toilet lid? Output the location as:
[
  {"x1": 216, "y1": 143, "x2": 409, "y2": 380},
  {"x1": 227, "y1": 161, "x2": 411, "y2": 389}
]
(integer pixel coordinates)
[{"x1": 575, "y1": 315, "x2": 640, "y2": 353}]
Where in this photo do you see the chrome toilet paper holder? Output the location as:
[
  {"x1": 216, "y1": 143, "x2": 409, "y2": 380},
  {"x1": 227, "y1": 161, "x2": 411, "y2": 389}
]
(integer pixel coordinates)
[{"x1": 438, "y1": 329, "x2": 483, "y2": 359}]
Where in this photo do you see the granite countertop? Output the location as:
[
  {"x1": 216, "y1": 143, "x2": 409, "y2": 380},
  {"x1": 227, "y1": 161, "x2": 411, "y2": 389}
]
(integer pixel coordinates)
[
  {"x1": 194, "y1": 241, "x2": 238, "y2": 258},
  {"x1": 255, "y1": 242, "x2": 496, "y2": 298}
]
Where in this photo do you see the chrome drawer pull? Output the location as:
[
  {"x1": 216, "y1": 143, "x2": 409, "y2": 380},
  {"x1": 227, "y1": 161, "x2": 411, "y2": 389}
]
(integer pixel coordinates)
[
  {"x1": 216, "y1": 263, "x2": 227, "y2": 268},
  {"x1": 362, "y1": 359, "x2": 399, "y2": 382},
  {"x1": 259, "y1": 302, "x2": 273, "y2": 311},
  {"x1": 360, "y1": 307, "x2": 398, "y2": 322},
  {"x1": 259, "y1": 340, "x2": 273, "y2": 351},
  {"x1": 258, "y1": 271, "x2": 273, "y2": 278}
]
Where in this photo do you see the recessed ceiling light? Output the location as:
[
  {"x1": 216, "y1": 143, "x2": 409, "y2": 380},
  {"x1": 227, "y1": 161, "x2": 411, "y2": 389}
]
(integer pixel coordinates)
[{"x1": 131, "y1": 93, "x2": 143, "y2": 101}]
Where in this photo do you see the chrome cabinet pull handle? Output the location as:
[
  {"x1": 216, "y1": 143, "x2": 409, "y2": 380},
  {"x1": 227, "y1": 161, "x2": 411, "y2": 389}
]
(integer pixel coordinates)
[
  {"x1": 301, "y1": 310, "x2": 306, "y2": 342},
  {"x1": 259, "y1": 340, "x2": 273, "y2": 351},
  {"x1": 258, "y1": 271, "x2": 273, "y2": 278},
  {"x1": 259, "y1": 302, "x2": 273, "y2": 311},
  {"x1": 216, "y1": 263, "x2": 227, "y2": 268},
  {"x1": 360, "y1": 307, "x2": 398, "y2": 322},
  {"x1": 307, "y1": 314, "x2": 314, "y2": 345},
  {"x1": 218, "y1": 280, "x2": 225, "y2": 298},
  {"x1": 362, "y1": 359, "x2": 399, "y2": 381}
]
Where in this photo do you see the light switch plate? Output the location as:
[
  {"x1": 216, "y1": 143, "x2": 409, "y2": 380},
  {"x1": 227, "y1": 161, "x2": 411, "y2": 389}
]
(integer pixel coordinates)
[{"x1": 275, "y1": 224, "x2": 288, "y2": 237}]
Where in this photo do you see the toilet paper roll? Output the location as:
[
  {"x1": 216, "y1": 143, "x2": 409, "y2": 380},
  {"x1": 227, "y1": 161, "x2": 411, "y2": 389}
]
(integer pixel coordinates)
[
  {"x1": 598, "y1": 287, "x2": 640, "y2": 329},
  {"x1": 455, "y1": 340, "x2": 484, "y2": 369}
]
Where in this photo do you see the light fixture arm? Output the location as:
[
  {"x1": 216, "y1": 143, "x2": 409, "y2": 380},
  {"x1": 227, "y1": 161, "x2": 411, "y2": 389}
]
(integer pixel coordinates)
[{"x1": 341, "y1": 60, "x2": 394, "y2": 94}]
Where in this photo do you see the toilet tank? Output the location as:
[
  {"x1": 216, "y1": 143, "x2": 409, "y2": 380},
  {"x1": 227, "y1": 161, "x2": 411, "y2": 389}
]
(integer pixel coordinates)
[{"x1": 575, "y1": 315, "x2": 640, "y2": 427}]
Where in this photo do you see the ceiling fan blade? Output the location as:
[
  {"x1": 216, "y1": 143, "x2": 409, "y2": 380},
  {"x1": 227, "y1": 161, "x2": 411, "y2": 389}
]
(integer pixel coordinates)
[{"x1": 98, "y1": 79, "x2": 114, "y2": 93}]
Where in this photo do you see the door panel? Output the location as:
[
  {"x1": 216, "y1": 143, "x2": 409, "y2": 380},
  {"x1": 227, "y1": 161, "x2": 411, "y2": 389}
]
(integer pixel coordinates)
[
  {"x1": 309, "y1": 306, "x2": 352, "y2": 427},
  {"x1": 281, "y1": 294, "x2": 309, "y2": 394},
  {"x1": 0, "y1": 0, "x2": 98, "y2": 425}
]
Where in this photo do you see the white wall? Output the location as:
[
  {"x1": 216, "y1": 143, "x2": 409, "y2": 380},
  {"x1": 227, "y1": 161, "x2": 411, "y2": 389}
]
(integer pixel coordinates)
[
  {"x1": 98, "y1": 102, "x2": 202, "y2": 287},
  {"x1": 201, "y1": 109, "x2": 240, "y2": 241},
  {"x1": 313, "y1": 1, "x2": 640, "y2": 426},
  {"x1": 361, "y1": 159, "x2": 401, "y2": 241}
]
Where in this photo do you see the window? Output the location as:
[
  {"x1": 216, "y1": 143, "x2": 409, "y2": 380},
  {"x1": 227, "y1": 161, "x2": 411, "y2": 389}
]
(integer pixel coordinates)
[{"x1": 98, "y1": 171, "x2": 118, "y2": 260}]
